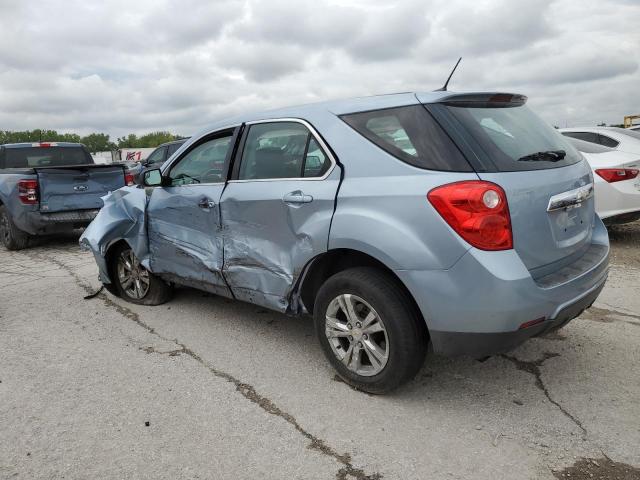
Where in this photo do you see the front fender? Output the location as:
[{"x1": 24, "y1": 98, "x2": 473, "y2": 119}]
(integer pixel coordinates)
[{"x1": 80, "y1": 186, "x2": 151, "y2": 283}]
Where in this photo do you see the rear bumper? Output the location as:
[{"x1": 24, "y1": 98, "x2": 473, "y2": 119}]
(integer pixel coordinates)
[
  {"x1": 595, "y1": 179, "x2": 640, "y2": 222},
  {"x1": 15, "y1": 209, "x2": 99, "y2": 235},
  {"x1": 396, "y1": 215, "x2": 610, "y2": 357},
  {"x1": 428, "y1": 277, "x2": 606, "y2": 357}
]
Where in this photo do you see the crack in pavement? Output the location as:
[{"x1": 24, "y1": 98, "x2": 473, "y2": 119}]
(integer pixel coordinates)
[
  {"x1": 25, "y1": 250, "x2": 382, "y2": 480},
  {"x1": 500, "y1": 352, "x2": 588, "y2": 438}
]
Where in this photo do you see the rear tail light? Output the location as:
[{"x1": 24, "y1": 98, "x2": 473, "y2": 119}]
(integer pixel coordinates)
[
  {"x1": 124, "y1": 172, "x2": 135, "y2": 186},
  {"x1": 427, "y1": 181, "x2": 513, "y2": 251},
  {"x1": 18, "y1": 179, "x2": 39, "y2": 205},
  {"x1": 595, "y1": 168, "x2": 639, "y2": 183}
]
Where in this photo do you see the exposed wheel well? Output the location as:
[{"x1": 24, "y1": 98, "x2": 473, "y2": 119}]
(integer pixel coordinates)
[
  {"x1": 104, "y1": 239, "x2": 130, "y2": 286},
  {"x1": 298, "y1": 248, "x2": 427, "y2": 332}
]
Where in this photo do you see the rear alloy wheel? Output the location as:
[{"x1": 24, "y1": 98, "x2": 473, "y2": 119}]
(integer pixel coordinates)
[
  {"x1": 325, "y1": 294, "x2": 389, "y2": 377},
  {"x1": 314, "y1": 267, "x2": 427, "y2": 394},
  {"x1": 111, "y1": 244, "x2": 172, "y2": 305},
  {"x1": 0, "y1": 206, "x2": 30, "y2": 251}
]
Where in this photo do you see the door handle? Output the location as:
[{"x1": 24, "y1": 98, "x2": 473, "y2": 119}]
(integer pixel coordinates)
[
  {"x1": 283, "y1": 191, "x2": 313, "y2": 204},
  {"x1": 198, "y1": 198, "x2": 216, "y2": 209}
]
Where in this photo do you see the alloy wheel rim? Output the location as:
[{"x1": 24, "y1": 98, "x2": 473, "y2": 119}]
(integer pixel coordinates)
[
  {"x1": 117, "y1": 249, "x2": 150, "y2": 299},
  {"x1": 325, "y1": 294, "x2": 389, "y2": 377}
]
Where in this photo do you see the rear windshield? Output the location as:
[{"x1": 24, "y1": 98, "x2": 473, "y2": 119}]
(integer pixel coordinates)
[
  {"x1": 2, "y1": 146, "x2": 93, "y2": 169},
  {"x1": 565, "y1": 137, "x2": 613, "y2": 154},
  {"x1": 341, "y1": 105, "x2": 472, "y2": 172},
  {"x1": 444, "y1": 104, "x2": 582, "y2": 171}
]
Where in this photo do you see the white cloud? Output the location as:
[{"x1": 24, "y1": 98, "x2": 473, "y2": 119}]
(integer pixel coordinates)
[{"x1": 0, "y1": 0, "x2": 637, "y2": 138}]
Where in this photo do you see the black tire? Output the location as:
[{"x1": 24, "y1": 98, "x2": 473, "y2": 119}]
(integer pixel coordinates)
[
  {"x1": 110, "y1": 243, "x2": 172, "y2": 305},
  {"x1": 314, "y1": 267, "x2": 427, "y2": 394},
  {"x1": 0, "y1": 205, "x2": 30, "y2": 251}
]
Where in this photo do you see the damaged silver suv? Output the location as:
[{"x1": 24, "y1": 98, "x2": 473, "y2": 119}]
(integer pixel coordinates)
[{"x1": 81, "y1": 92, "x2": 609, "y2": 393}]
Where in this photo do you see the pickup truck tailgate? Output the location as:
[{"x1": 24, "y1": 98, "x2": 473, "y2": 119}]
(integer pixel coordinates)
[{"x1": 36, "y1": 165, "x2": 125, "y2": 213}]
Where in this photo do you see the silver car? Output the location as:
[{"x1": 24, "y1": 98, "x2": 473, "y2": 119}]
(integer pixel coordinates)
[{"x1": 81, "y1": 91, "x2": 609, "y2": 393}]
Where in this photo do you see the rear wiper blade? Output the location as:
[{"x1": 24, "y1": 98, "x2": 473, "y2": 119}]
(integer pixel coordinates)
[{"x1": 517, "y1": 150, "x2": 566, "y2": 162}]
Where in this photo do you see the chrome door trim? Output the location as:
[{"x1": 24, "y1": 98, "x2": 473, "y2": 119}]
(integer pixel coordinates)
[{"x1": 547, "y1": 183, "x2": 594, "y2": 212}]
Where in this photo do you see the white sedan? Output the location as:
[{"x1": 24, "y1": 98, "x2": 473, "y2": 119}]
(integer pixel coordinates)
[
  {"x1": 566, "y1": 137, "x2": 640, "y2": 224},
  {"x1": 560, "y1": 126, "x2": 640, "y2": 154}
]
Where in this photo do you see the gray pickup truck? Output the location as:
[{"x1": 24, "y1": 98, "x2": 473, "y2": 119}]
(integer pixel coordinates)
[{"x1": 0, "y1": 142, "x2": 131, "y2": 250}]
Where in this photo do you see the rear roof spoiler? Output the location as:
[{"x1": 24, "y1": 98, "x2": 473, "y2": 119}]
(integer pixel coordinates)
[{"x1": 437, "y1": 93, "x2": 527, "y2": 108}]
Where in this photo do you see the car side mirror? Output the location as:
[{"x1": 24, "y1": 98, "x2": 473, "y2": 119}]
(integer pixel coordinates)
[{"x1": 143, "y1": 169, "x2": 163, "y2": 187}]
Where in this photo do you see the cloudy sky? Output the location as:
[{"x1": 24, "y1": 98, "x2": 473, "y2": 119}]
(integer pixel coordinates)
[{"x1": 0, "y1": 0, "x2": 638, "y2": 139}]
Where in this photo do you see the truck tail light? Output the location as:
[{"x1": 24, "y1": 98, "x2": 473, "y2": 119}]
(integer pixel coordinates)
[
  {"x1": 594, "y1": 168, "x2": 639, "y2": 183},
  {"x1": 427, "y1": 181, "x2": 513, "y2": 251},
  {"x1": 18, "y1": 179, "x2": 39, "y2": 205},
  {"x1": 124, "y1": 172, "x2": 135, "y2": 186}
]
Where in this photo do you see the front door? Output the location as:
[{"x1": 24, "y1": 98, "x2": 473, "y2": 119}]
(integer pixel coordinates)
[
  {"x1": 220, "y1": 120, "x2": 340, "y2": 311},
  {"x1": 146, "y1": 129, "x2": 236, "y2": 296}
]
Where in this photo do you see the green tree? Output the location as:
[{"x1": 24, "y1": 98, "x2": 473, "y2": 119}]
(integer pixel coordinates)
[
  {"x1": 80, "y1": 133, "x2": 116, "y2": 153},
  {"x1": 0, "y1": 129, "x2": 81, "y2": 144},
  {"x1": 116, "y1": 133, "x2": 139, "y2": 148}
]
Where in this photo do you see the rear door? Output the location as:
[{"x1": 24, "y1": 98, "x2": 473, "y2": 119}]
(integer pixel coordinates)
[
  {"x1": 424, "y1": 95, "x2": 595, "y2": 272},
  {"x1": 220, "y1": 119, "x2": 340, "y2": 311},
  {"x1": 146, "y1": 129, "x2": 237, "y2": 296}
]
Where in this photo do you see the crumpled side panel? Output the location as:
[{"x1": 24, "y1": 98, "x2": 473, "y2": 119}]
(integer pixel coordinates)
[
  {"x1": 219, "y1": 173, "x2": 340, "y2": 313},
  {"x1": 222, "y1": 228, "x2": 309, "y2": 311},
  {"x1": 144, "y1": 184, "x2": 230, "y2": 295},
  {"x1": 79, "y1": 186, "x2": 150, "y2": 284}
]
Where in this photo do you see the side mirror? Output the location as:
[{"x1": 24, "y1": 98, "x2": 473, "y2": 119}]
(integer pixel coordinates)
[{"x1": 143, "y1": 168, "x2": 163, "y2": 187}]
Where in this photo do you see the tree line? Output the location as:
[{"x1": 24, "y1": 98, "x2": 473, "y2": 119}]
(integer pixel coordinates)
[{"x1": 0, "y1": 129, "x2": 185, "y2": 153}]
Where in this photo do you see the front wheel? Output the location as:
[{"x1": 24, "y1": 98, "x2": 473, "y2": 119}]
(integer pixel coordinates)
[
  {"x1": 0, "y1": 205, "x2": 30, "y2": 251},
  {"x1": 111, "y1": 244, "x2": 172, "y2": 305},
  {"x1": 314, "y1": 267, "x2": 427, "y2": 394}
]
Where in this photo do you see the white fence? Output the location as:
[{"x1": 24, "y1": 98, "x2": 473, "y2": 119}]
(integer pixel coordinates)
[{"x1": 90, "y1": 148, "x2": 156, "y2": 164}]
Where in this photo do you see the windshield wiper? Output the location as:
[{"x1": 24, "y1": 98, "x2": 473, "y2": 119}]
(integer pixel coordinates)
[{"x1": 517, "y1": 150, "x2": 566, "y2": 162}]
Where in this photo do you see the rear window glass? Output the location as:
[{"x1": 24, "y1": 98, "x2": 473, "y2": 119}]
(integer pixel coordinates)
[
  {"x1": 3, "y1": 147, "x2": 92, "y2": 168},
  {"x1": 597, "y1": 134, "x2": 619, "y2": 148},
  {"x1": 565, "y1": 137, "x2": 612, "y2": 154},
  {"x1": 446, "y1": 105, "x2": 582, "y2": 171},
  {"x1": 562, "y1": 131, "x2": 599, "y2": 144},
  {"x1": 341, "y1": 105, "x2": 472, "y2": 172}
]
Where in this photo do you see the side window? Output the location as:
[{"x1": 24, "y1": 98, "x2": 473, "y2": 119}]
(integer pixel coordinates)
[
  {"x1": 167, "y1": 142, "x2": 182, "y2": 157},
  {"x1": 146, "y1": 146, "x2": 167, "y2": 164},
  {"x1": 562, "y1": 132, "x2": 598, "y2": 144},
  {"x1": 238, "y1": 122, "x2": 330, "y2": 180},
  {"x1": 303, "y1": 137, "x2": 332, "y2": 177},
  {"x1": 168, "y1": 135, "x2": 232, "y2": 186},
  {"x1": 341, "y1": 105, "x2": 472, "y2": 171},
  {"x1": 597, "y1": 134, "x2": 619, "y2": 148}
]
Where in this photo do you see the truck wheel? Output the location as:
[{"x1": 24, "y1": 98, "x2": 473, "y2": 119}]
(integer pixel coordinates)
[
  {"x1": 0, "y1": 206, "x2": 30, "y2": 251},
  {"x1": 314, "y1": 267, "x2": 427, "y2": 394},
  {"x1": 111, "y1": 244, "x2": 172, "y2": 305}
]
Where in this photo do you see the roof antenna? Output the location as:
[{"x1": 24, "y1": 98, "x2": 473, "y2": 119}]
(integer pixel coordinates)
[{"x1": 435, "y1": 57, "x2": 462, "y2": 92}]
